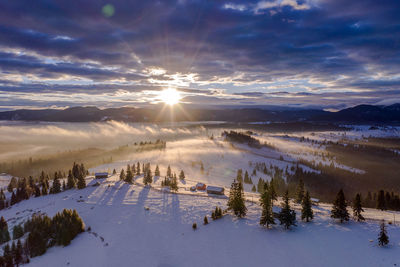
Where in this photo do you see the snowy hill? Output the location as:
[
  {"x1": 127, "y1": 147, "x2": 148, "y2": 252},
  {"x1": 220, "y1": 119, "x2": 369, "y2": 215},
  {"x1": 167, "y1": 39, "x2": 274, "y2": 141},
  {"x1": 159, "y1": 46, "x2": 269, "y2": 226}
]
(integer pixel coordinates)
[{"x1": 1, "y1": 174, "x2": 399, "y2": 267}]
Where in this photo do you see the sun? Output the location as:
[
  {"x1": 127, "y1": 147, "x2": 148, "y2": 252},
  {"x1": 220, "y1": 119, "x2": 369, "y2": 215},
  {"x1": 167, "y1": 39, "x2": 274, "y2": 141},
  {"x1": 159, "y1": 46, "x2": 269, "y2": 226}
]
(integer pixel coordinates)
[{"x1": 159, "y1": 88, "x2": 181, "y2": 105}]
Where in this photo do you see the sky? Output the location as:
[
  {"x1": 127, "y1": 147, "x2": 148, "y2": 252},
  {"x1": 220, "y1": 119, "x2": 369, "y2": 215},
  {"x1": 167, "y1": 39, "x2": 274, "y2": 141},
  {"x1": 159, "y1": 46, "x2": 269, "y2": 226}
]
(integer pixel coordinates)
[{"x1": 0, "y1": 0, "x2": 399, "y2": 111}]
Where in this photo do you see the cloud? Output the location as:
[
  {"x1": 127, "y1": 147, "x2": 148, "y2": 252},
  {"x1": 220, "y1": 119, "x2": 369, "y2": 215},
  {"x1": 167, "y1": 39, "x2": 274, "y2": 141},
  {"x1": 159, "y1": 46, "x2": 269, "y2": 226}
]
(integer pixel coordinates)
[{"x1": 0, "y1": 0, "x2": 399, "y2": 109}]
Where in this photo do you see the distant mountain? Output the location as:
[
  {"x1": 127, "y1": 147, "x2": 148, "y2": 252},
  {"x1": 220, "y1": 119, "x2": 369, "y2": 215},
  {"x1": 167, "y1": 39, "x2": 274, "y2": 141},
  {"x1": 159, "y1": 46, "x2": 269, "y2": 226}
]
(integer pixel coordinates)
[{"x1": 0, "y1": 104, "x2": 399, "y2": 124}]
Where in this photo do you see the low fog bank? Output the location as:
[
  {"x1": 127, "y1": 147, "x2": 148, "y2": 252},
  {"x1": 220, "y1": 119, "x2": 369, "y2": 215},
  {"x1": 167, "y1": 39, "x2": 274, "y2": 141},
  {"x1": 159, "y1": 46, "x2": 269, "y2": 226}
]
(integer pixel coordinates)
[{"x1": 0, "y1": 120, "x2": 210, "y2": 161}]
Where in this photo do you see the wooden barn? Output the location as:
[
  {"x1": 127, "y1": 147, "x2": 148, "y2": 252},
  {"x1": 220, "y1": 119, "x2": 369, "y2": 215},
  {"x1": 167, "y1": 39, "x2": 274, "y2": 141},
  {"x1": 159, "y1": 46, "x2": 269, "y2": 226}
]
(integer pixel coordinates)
[
  {"x1": 206, "y1": 186, "x2": 225, "y2": 195},
  {"x1": 95, "y1": 172, "x2": 108, "y2": 179}
]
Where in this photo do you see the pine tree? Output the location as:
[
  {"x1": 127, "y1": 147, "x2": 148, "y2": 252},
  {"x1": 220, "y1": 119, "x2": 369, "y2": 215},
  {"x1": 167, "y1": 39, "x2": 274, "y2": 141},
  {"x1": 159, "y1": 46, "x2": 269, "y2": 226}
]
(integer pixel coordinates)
[
  {"x1": 11, "y1": 192, "x2": 17, "y2": 206},
  {"x1": 301, "y1": 191, "x2": 313, "y2": 222},
  {"x1": 0, "y1": 216, "x2": 10, "y2": 244},
  {"x1": 236, "y1": 169, "x2": 243, "y2": 184},
  {"x1": 295, "y1": 179, "x2": 305, "y2": 203},
  {"x1": 119, "y1": 169, "x2": 126, "y2": 181},
  {"x1": 41, "y1": 182, "x2": 48, "y2": 196},
  {"x1": 155, "y1": 165, "x2": 160, "y2": 176},
  {"x1": 113, "y1": 169, "x2": 117, "y2": 175},
  {"x1": 251, "y1": 185, "x2": 256, "y2": 192},
  {"x1": 204, "y1": 216, "x2": 208, "y2": 225},
  {"x1": 377, "y1": 190, "x2": 386, "y2": 210},
  {"x1": 244, "y1": 170, "x2": 249, "y2": 184},
  {"x1": 257, "y1": 178, "x2": 264, "y2": 193},
  {"x1": 352, "y1": 193, "x2": 365, "y2": 222},
  {"x1": 136, "y1": 162, "x2": 141, "y2": 175},
  {"x1": 3, "y1": 244, "x2": 12, "y2": 266},
  {"x1": 269, "y1": 179, "x2": 277, "y2": 203},
  {"x1": 76, "y1": 173, "x2": 86, "y2": 189},
  {"x1": 331, "y1": 189, "x2": 349, "y2": 223},
  {"x1": 259, "y1": 188, "x2": 275, "y2": 228},
  {"x1": 167, "y1": 165, "x2": 172, "y2": 178},
  {"x1": 62, "y1": 180, "x2": 66, "y2": 191},
  {"x1": 0, "y1": 190, "x2": 5, "y2": 210},
  {"x1": 179, "y1": 170, "x2": 185, "y2": 180},
  {"x1": 170, "y1": 175, "x2": 178, "y2": 192},
  {"x1": 378, "y1": 220, "x2": 389, "y2": 246},
  {"x1": 278, "y1": 190, "x2": 296, "y2": 229},
  {"x1": 52, "y1": 173, "x2": 61, "y2": 194},
  {"x1": 67, "y1": 170, "x2": 75, "y2": 189},
  {"x1": 7, "y1": 177, "x2": 17, "y2": 193},
  {"x1": 15, "y1": 239, "x2": 22, "y2": 266},
  {"x1": 200, "y1": 162, "x2": 204, "y2": 174},
  {"x1": 143, "y1": 169, "x2": 153, "y2": 185},
  {"x1": 126, "y1": 168, "x2": 133, "y2": 184},
  {"x1": 227, "y1": 180, "x2": 247, "y2": 218},
  {"x1": 34, "y1": 185, "x2": 41, "y2": 197}
]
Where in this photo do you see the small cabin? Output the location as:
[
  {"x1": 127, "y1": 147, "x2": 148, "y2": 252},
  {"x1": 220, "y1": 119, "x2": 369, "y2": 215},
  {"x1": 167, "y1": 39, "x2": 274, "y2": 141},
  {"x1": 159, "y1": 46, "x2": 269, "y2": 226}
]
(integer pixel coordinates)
[
  {"x1": 206, "y1": 186, "x2": 225, "y2": 195},
  {"x1": 196, "y1": 183, "x2": 206, "y2": 191},
  {"x1": 95, "y1": 172, "x2": 108, "y2": 179}
]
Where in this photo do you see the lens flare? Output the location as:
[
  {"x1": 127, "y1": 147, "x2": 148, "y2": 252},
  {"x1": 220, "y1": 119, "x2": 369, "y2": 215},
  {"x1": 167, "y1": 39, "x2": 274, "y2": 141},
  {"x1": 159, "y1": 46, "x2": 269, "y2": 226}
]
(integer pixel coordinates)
[{"x1": 159, "y1": 88, "x2": 181, "y2": 105}]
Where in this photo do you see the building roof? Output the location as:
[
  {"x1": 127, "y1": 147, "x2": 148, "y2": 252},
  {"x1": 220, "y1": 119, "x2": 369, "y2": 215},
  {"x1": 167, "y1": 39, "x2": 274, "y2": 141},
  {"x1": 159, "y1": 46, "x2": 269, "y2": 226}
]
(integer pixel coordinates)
[
  {"x1": 206, "y1": 186, "x2": 224, "y2": 192},
  {"x1": 95, "y1": 172, "x2": 108, "y2": 176}
]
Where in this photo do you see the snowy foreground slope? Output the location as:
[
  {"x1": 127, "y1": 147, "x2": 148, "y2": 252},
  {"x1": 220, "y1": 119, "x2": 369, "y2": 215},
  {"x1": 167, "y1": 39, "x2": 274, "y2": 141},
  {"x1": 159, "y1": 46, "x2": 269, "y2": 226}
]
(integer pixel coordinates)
[{"x1": 1, "y1": 176, "x2": 400, "y2": 267}]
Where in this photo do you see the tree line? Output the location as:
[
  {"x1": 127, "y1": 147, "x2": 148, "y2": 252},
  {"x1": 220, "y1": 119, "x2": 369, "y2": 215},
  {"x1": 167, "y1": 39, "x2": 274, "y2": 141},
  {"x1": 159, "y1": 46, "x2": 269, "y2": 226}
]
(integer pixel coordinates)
[
  {"x1": 0, "y1": 162, "x2": 87, "y2": 210},
  {"x1": 0, "y1": 209, "x2": 85, "y2": 266}
]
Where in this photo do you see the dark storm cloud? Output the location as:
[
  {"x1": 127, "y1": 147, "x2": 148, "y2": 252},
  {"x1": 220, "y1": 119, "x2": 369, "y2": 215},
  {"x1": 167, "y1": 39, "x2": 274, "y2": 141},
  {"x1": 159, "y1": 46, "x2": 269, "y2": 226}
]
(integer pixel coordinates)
[{"x1": 0, "y1": 0, "x2": 399, "y2": 109}]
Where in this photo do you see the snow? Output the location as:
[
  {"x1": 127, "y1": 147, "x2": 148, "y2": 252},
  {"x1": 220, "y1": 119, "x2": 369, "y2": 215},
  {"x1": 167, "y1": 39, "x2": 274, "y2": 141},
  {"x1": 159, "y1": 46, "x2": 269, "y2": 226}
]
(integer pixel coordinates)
[{"x1": 1, "y1": 175, "x2": 399, "y2": 267}]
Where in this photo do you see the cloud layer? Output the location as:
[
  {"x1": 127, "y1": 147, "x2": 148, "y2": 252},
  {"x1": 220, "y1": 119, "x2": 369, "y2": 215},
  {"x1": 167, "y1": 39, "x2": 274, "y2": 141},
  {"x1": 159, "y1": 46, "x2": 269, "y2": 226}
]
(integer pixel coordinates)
[{"x1": 0, "y1": 0, "x2": 399, "y2": 110}]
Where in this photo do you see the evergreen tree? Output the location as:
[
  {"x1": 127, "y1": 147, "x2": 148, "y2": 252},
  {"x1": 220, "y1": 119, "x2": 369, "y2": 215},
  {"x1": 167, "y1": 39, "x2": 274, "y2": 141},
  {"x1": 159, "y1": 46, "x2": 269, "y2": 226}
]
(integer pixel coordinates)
[
  {"x1": 0, "y1": 190, "x2": 5, "y2": 210},
  {"x1": 52, "y1": 172, "x2": 61, "y2": 194},
  {"x1": 378, "y1": 220, "x2": 389, "y2": 246},
  {"x1": 126, "y1": 168, "x2": 133, "y2": 184},
  {"x1": 167, "y1": 165, "x2": 172, "y2": 178},
  {"x1": 7, "y1": 177, "x2": 17, "y2": 193},
  {"x1": 377, "y1": 190, "x2": 386, "y2": 210},
  {"x1": 3, "y1": 244, "x2": 12, "y2": 266},
  {"x1": 143, "y1": 169, "x2": 153, "y2": 185},
  {"x1": 331, "y1": 189, "x2": 349, "y2": 223},
  {"x1": 257, "y1": 178, "x2": 264, "y2": 193},
  {"x1": 67, "y1": 170, "x2": 75, "y2": 189},
  {"x1": 15, "y1": 239, "x2": 22, "y2": 266},
  {"x1": 34, "y1": 185, "x2": 41, "y2": 197},
  {"x1": 62, "y1": 180, "x2": 66, "y2": 191},
  {"x1": 0, "y1": 216, "x2": 10, "y2": 244},
  {"x1": 244, "y1": 170, "x2": 249, "y2": 184},
  {"x1": 136, "y1": 162, "x2": 141, "y2": 175},
  {"x1": 352, "y1": 193, "x2": 365, "y2": 222},
  {"x1": 119, "y1": 169, "x2": 126, "y2": 181},
  {"x1": 269, "y1": 179, "x2": 277, "y2": 203},
  {"x1": 301, "y1": 191, "x2": 313, "y2": 222},
  {"x1": 76, "y1": 173, "x2": 86, "y2": 189},
  {"x1": 227, "y1": 180, "x2": 247, "y2": 218},
  {"x1": 11, "y1": 192, "x2": 17, "y2": 206},
  {"x1": 179, "y1": 170, "x2": 185, "y2": 180},
  {"x1": 200, "y1": 162, "x2": 204, "y2": 174},
  {"x1": 155, "y1": 165, "x2": 160, "y2": 176},
  {"x1": 251, "y1": 185, "x2": 256, "y2": 192},
  {"x1": 204, "y1": 216, "x2": 208, "y2": 225},
  {"x1": 259, "y1": 188, "x2": 275, "y2": 227},
  {"x1": 236, "y1": 169, "x2": 243, "y2": 184},
  {"x1": 170, "y1": 176, "x2": 178, "y2": 192},
  {"x1": 113, "y1": 169, "x2": 117, "y2": 175},
  {"x1": 295, "y1": 179, "x2": 305, "y2": 203},
  {"x1": 13, "y1": 224, "x2": 24, "y2": 240},
  {"x1": 41, "y1": 182, "x2": 48, "y2": 196},
  {"x1": 278, "y1": 190, "x2": 297, "y2": 229}
]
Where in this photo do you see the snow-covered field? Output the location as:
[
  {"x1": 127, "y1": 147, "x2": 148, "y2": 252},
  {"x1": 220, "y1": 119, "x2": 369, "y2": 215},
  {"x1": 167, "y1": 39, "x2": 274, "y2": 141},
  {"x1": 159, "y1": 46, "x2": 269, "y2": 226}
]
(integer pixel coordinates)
[
  {"x1": 1, "y1": 122, "x2": 400, "y2": 266},
  {"x1": 89, "y1": 136, "x2": 305, "y2": 193},
  {"x1": 2, "y1": 175, "x2": 400, "y2": 267}
]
